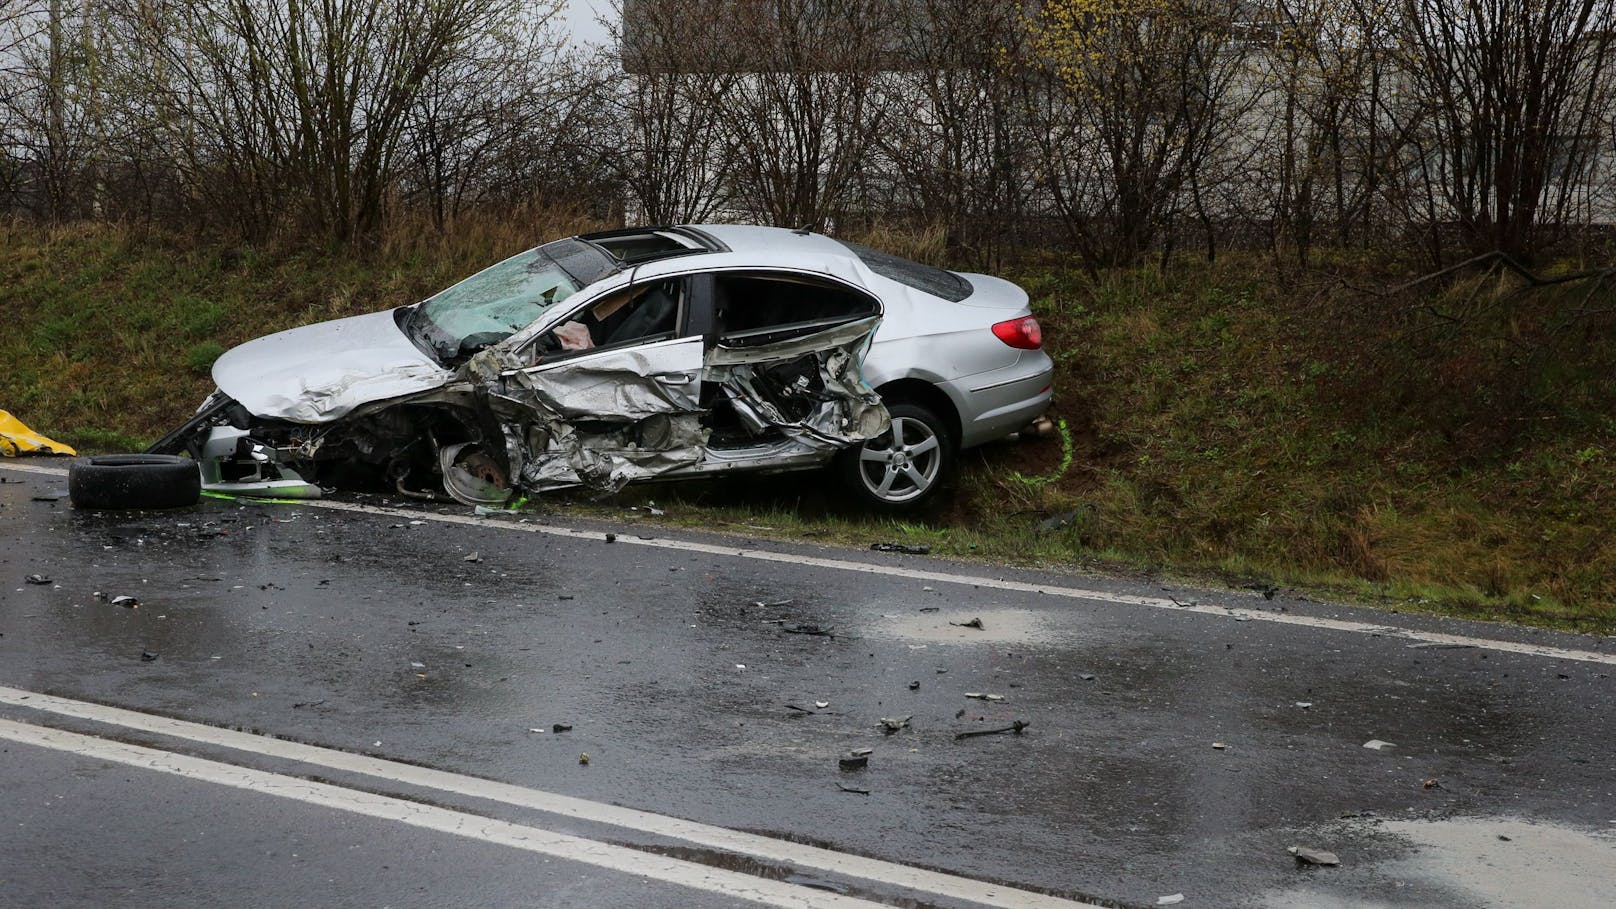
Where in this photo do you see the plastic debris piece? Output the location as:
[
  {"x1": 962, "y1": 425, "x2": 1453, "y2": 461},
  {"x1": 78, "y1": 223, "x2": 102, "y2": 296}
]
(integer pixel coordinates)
[
  {"x1": 954, "y1": 720, "x2": 1030, "y2": 740},
  {"x1": 553, "y1": 723, "x2": 573, "y2": 733},
  {"x1": 734, "y1": 663, "x2": 747, "y2": 671},
  {"x1": 850, "y1": 747, "x2": 873, "y2": 757},
  {"x1": 879, "y1": 716, "x2": 912, "y2": 733},
  {"x1": 837, "y1": 783, "x2": 871, "y2": 795},
  {"x1": 839, "y1": 754, "x2": 869, "y2": 771},
  {"x1": 871, "y1": 542, "x2": 930, "y2": 555},
  {"x1": 579, "y1": 753, "x2": 590, "y2": 765},
  {"x1": 908, "y1": 680, "x2": 920, "y2": 690},
  {"x1": 1363, "y1": 739, "x2": 1395, "y2": 751},
  {"x1": 24, "y1": 574, "x2": 52, "y2": 585},
  {"x1": 783, "y1": 623, "x2": 833, "y2": 636},
  {"x1": 111, "y1": 595, "x2": 139, "y2": 608},
  {"x1": 1295, "y1": 702, "x2": 1313, "y2": 709},
  {"x1": 1079, "y1": 673, "x2": 1097, "y2": 681},
  {"x1": 140, "y1": 650, "x2": 159, "y2": 662},
  {"x1": 1157, "y1": 894, "x2": 1185, "y2": 905},
  {"x1": 410, "y1": 661, "x2": 426, "y2": 669},
  {"x1": 1288, "y1": 846, "x2": 1340, "y2": 866},
  {"x1": 0, "y1": 410, "x2": 75, "y2": 456},
  {"x1": 463, "y1": 552, "x2": 481, "y2": 562},
  {"x1": 964, "y1": 692, "x2": 1004, "y2": 701},
  {"x1": 814, "y1": 700, "x2": 829, "y2": 709},
  {"x1": 950, "y1": 617, "x2": 985, "y2": 630},
  {"x1": 1212, "y1": 742, "x2": 1228, "y2": 750}
]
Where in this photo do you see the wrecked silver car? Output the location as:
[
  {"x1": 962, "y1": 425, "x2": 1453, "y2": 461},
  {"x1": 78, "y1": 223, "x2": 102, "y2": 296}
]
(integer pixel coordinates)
[{"x1": 150, "y1": 226, "x2": 1053, "y2": 510}]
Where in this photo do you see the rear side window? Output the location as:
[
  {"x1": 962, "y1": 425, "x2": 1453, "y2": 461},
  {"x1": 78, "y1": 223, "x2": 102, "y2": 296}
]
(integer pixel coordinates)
[
  {"x1": 837, "y1": 241, "x2": 971, "y2": 302},
  {"x1": 715, "y1": 274, "x2": 879, "y2": 346}
]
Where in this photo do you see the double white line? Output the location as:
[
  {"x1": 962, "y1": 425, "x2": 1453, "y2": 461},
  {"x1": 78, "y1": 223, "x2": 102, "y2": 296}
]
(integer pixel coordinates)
[{"x1": 0, "y1": 685, "x2": 1099, "y2": 909}]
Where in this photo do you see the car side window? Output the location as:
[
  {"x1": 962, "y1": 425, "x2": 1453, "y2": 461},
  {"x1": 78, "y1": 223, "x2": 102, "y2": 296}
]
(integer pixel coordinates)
[
  {"x1": 527, "y1": 278, "x2": 686, "y2": 363},
  {"x1": 714, "y1": 274, "x2": 879, "y2": 347}
]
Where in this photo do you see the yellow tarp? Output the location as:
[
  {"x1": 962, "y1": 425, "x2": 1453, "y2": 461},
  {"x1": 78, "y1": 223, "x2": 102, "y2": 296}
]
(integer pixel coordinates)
[{"x1": 0, "y1": 410, "x2": 76, "y2": 457}]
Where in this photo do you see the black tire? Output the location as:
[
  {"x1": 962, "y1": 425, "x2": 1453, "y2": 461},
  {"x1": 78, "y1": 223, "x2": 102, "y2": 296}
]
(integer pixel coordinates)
[
  {"x1": 838, "y1": 401, "x2": 955, "y2": 512},
  {"x1": 69, "y1": 454, "x2": 202, "y2": 510}
]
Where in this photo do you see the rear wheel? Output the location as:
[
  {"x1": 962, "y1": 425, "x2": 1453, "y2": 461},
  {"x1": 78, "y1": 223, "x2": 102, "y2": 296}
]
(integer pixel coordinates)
[{"x1": 838, "y1": 401, "x2": 954, "y2": 511}]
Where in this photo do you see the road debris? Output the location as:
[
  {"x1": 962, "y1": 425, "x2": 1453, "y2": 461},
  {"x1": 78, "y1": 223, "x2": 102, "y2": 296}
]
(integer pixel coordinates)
[
  {"x1": 140, "y1": 650, "x2": 159, "y2": 662},
  {"x1": 964, "y1": 692, "x2": 1004, "y2": 701},
  {"x1": 1295, "y1": 702, "x2": 1313, "y2": 709},
  {"x1": 1423, "y1": 778, "x2": 1442, "y2": 789},
  {"x1": 837, "y1": 783, "x2": 871, "y2": 795},
  {"x1": 604, "y1": 532, "x2": 616, "y2": 543},
  {"x1": 908, "y1": 680, "x2": 920, "y2": 690},
  {"x1": 553, "y1": 723, "x2": 573, "y2": 733},
  {"x1": 878, "y1": 716, "x2": 911, "y2": 733},
  {"x1": 1157, "y1": 894, "x2": 1185, "y2": 905},
  {"x1": 783, "y1": 623, "x2": 833, "y2": 636},
  {"x1": 1212, "y1": 742, "x2": 1228, "y2": 750},
  {"x1": 579, "y1": 753, "x2": 590, "y2": 765},
  {"x1": 815, "y1": 700, "x2": 829, "y2": 709},
  {"x1": 463, "y1": 551, "x2": 481, "y2": 562},
  {"x1": 838, "y1": 754, "x2": 869, "y2": 771},
  {"x1": 850, "y1": 747, "x2": 873, "y2": 757},
  {"x1": 954, "y1": 720, "x2": 1029, "y2": 740},
  {"x1": 1288, "y1": 846, "x2": 1341, "y2": 866},
  {"x1": 870, "y1": 542, "x2": 930, "y2": 554},
  {"x1": 110, "y1": 595, "x2": 140, "y2": 608},
  {"x1": 950, "y1": 617, "x2": 984, "y2": 630},
  {"x1": 1079, "y1": 673, "x2": 1096, "y2": 681},
  {"x1": 1363, "y1": 739, "x2": 1395, "y2": 751},
  {"x1": 1407, "y1": 641, "x2": 1477, "y2": 650},
  {"x1": 23, "y1": 574, "x2": 51, "y2": 585}
]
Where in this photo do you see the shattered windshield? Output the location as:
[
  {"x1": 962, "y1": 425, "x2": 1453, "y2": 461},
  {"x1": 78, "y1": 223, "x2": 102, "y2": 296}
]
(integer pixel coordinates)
[{"x1": 406, "y1": 239, "x2": 614, "y2": 363}]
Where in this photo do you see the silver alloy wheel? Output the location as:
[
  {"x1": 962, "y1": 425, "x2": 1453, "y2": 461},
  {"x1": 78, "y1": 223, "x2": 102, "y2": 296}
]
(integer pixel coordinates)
[{"x1": 856, "y1": 415, "x2": 943, "y2": 503}]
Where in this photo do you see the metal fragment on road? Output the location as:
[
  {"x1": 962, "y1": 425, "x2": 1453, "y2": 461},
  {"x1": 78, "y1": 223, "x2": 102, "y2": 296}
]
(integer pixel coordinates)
[
  {"x1": 1363, "y1": 739, "x2": 1395, "y2": 751},
  {"x1": 23, "y1": 574, "x2": 51, "y2": 585},
  {"x1": 110, "y1": 595, "x2": 139, "y2": 608},
  {"x1": 1288, "y1": 846, "x2": 1341, "y2": 866},
  {"x1": 964, "y1": 692, "x2": 1004, "y2": 701},
  {"x1": 837, "y1": 783, "x2": 871, "y2": 795},
  {"x1": 878, "y1": 716, "x2": 911, "y2": 733}
]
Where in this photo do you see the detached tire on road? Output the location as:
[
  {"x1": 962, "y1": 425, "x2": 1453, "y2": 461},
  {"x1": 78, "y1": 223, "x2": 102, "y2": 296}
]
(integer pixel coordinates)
[{"x1": 69, "y1": 454, "x2": 201, "y2": 510}]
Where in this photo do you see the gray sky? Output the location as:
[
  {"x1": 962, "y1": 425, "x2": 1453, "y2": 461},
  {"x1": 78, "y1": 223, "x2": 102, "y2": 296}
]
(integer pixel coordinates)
[{"x1": 559, "y1": 0, "x2": 614, "y2": 47}]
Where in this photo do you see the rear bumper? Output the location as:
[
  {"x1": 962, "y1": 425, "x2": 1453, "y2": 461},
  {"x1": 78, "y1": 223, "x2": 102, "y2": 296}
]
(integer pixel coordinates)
[{"x1": 944, "y1": 351, "x2": 1055, "y2": 449}]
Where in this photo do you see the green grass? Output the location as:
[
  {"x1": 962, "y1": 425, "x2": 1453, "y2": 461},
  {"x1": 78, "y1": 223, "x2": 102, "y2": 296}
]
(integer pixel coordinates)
[{"x1": 3, "y1": 222, "x2": 1612, "y2": 632}]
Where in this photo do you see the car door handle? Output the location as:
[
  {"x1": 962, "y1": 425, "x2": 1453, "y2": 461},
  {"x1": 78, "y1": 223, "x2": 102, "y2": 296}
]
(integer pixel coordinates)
[{"x1": 653, "y1": 371, "x2": 696, "y2": 385}]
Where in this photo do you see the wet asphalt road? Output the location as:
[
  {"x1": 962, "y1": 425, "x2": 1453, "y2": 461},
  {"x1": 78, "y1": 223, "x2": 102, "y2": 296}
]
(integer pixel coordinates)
[{"x1": 1, "y1": 462, "x2": 1614, "y2": 909}]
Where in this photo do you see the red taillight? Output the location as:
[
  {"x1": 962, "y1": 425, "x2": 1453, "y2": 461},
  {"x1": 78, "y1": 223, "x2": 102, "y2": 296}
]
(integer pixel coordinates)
[{"x1": 992, "y1": 315, "x2": 1042, "y2": 350}]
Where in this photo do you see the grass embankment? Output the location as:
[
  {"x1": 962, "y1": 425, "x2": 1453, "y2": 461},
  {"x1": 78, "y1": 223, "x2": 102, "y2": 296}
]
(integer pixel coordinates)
[{"x1": 2, "y1": 223, "x2": 1612, "y2": 631}]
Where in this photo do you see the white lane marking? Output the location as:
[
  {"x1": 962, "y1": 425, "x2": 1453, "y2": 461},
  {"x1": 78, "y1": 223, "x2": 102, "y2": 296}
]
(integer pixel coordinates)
[
  {"x1": 5, "y1": 459, "x2": 1612, "y2": 666},
  {"x1": 0, "y1": 717, "x2": 887, "y2": 909},
  {"x1": 0, "y1": 685, "x2": 1098, "y2": 909}
]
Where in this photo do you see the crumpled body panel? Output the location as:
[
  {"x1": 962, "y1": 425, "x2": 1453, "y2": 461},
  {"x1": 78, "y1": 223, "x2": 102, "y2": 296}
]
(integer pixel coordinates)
[{"x1": 452, "y1": 319, "x2": 888, "y2": 498}]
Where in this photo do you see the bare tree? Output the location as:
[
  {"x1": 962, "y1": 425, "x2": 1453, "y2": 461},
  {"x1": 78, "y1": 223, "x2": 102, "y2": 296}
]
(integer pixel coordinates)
[
  {"x1": 1387, "y1": 0, "x2": 1616, "y2": 261},
  {"x1": 716, "y1": 0, "x2": 895, "y2": 229},
  {"x1": 872, "y1": 0, "x2": 1036, "y2": 267},
  {"x1": 606, "y1": 0, "x2": 739, "y2": 223},
  {"x1": 1028, "y1": 0, "x2": 1252, "y2": 269}
]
